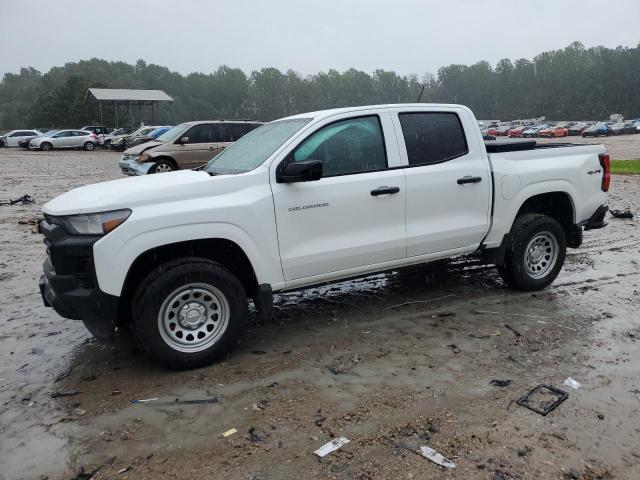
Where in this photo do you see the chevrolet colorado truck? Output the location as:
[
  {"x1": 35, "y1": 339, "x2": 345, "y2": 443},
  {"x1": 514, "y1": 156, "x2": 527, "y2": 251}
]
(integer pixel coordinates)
[{"x1": 38, "y1": 104, "x2": 610, "y2": 369}]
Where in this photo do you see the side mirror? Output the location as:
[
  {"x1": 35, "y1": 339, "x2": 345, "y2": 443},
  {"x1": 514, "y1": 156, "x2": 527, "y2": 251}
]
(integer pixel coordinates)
[
  {"x1": 179, "y1": 136, "x2": 189, "y2": 144},
  {"x1": 277, "y1": 160, "x2": 323, "y2": 183}
]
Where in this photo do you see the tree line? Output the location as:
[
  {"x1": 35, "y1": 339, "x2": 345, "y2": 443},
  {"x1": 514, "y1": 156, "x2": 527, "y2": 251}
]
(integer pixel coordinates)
[{"x1": 1, "y1": 41, "x2": 639, "y2": 130}]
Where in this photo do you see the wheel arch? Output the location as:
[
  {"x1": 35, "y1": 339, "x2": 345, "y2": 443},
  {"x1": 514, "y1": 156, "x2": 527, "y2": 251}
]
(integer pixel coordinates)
[
  {"x1": 148, "y1": 155, "x2": 178, "y2": 170},
  {"x1": 117, "y1": 238, "x2": 260, "y2": 327}
]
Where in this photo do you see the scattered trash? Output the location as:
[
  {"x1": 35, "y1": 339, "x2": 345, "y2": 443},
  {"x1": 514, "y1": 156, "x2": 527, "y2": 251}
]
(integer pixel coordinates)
[
  {"x1": 247, "y1": 427, "x2": 263, "y2": 443},
  {"x1": 563, "y1": 377, "x2": 582, "y2": 390},
  {"x1": 117, "y1": 466, "x2": 133, "y2": 474},
  {"x1": 517, "y1": 384, "x2": 568, "y2": 415},
  {"x1": 0, "y1": 194, "x2": 35, "y2": 206},
  {"x1": 610, "y1": 209, "x2": 633, "y2": 219},
  {"x1": 222, "y1": 428, "x2": 237, "y2": 438},
  {"x1": 447, "y1": 344, "x2": 461, "y2": 354},
  {"x1": 72, "y1": 466, "x2": 101, "y2": 480},
  {"x1": 314, "y1": 437, "x2": 350, "y2": 457},
  {"x1": 469, "y1": 330, "x2": 501, "y2": 339},
  {"x1": 503, "y1": 324, "x2": 521, "y2": 337},
  {"x1": 386, "y1": 294, "x2": 458, "y2": 310},
  {"x1": 111, "y1": 389, "x2": 122, "y2": 396},
  {"x1": 418, "y1": 445, "x2": 456, "y2": 468},
  {"x1": 130, "y1": 397, "x2": 159, "y2": 404},
  {"x1": 131, "y1": 397, "x2": 218, "y2": 406},
  {"x1": 490, "y1": 379, "x2": 513, "y2": 387},
  {"x1": 475, "y1": 310, "x2": 548, "y2": 319},
  {"x1": 50, "y1": 390, "x2": 79, "y2": 398},
  {"x1": 597, "y1": 413, "x2": 604, "y2": 420}
]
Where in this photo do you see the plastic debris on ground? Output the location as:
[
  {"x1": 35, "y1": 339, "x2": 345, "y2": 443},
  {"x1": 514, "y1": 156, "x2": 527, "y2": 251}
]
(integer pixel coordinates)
[
  {"x1": 563, "y1": 377, "x2": 582, "y2": 390},
  {"x1": 610, "y1": 209, "x2": 633, "y2": 219},
  {"x1": 222, "y1": 428, "x2": 237, "y2": 438},
  {"x1": 314, "y1": 437, "x2": 350, "y2": 457},
  {"x1": 419, "y1": 445, "x2": 456, "y2": 468},
  {"x1": 517, "y1": 384, "x2": 568, "y2": 415},
  {"x1": 490, "y1": 379, "x2": 513, "y2": 387}
]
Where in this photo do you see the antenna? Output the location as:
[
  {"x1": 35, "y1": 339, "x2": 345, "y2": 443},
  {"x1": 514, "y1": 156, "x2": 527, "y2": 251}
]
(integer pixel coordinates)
[{"x1": 416, "y1": 84, "x2": 426, "y2": 103}]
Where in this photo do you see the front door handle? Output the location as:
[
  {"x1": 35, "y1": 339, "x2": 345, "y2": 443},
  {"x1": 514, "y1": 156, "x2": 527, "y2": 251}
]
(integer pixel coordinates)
[
  {"x1": 371, "y1": 186, "x2": 400, "y2": 196},
  {"x1": 457, "y1": 175, "x2": 482, "y2": 185}
]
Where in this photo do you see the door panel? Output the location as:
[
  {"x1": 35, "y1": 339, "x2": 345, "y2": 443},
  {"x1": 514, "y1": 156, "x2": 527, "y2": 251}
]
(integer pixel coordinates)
[
  {"x1": 272, "y1": 170, "x2": 406, "y2": 280},
  {"x1": 271, "y1": 112, "x2": 406, "y2": 281},
  {"x1": 391, "y1": 110, "x2": 492, "y2": 257}
]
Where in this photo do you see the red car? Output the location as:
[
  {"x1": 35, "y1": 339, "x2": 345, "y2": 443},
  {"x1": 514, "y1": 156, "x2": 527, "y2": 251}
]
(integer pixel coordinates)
[{"x1": 508, "y1": 126, "x2": 527, "y2": 138}]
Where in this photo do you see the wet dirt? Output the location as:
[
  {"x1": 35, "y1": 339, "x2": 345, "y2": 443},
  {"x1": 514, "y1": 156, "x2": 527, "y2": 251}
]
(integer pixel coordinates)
[{"x1": 0, "y1": 148, "x2": 639, "y2": 480}]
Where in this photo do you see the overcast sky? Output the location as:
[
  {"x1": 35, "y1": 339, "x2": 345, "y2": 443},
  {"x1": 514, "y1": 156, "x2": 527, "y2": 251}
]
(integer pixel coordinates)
[{"x1": 1, "y1": 0, "x2": 638, "y2": 78}]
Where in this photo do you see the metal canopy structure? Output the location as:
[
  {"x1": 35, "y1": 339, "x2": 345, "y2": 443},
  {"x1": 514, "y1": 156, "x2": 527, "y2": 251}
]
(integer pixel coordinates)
[{"x1": 84, "y1": 88, "x2": 174, "y2": 127}]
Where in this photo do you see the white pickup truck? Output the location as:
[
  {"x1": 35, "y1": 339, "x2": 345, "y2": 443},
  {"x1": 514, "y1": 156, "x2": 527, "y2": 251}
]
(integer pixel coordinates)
[{"x1": 39, "y1": 104, "x2": 610, "y2": 369}]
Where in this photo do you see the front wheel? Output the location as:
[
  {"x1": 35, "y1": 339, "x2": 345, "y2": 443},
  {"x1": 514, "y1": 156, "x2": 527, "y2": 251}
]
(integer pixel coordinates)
[
  {"x1": 149, "y1": 159, "x2": 175, "y2": 173},
  {"x1": 498, "y1": 214, "x2": 566, "y2": 291},
  {"x1": 131, "y1": 258, "x2": 248, "y2": 369}
]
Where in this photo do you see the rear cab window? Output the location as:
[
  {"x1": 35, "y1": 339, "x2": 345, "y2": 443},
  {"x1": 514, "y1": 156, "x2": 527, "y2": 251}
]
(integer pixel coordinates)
[{"x1": 398, "y1": 112, "x2": 468, "y2": 166}]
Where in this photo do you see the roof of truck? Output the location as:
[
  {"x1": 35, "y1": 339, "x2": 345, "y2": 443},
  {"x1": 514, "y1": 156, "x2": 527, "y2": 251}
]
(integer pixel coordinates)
[{"x1": 281, "y1": 103, "x2": 466, "y2": 121}]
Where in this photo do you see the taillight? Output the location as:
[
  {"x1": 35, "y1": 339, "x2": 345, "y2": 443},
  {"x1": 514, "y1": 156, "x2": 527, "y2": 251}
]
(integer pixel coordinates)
[{"x1": 598, "y1": 153, "x2": 610, "y2": 192}]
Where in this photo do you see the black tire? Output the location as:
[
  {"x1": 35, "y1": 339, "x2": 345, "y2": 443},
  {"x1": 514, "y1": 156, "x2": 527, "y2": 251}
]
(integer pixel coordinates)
[
  {"x1": 41, "y1": 142, "x2": 52, "y2": 151},
  {"x1": 149, "y1": 159, "x2": 176, "y2": 173},
  {"x1": 0, "y1": 140, "x2": 5, "y2": 147},
  {"x1": 498, "y1": 214, "x2": 566, "y2": 291},
  {"x1": 84, "y1": 141, "x2": 96, "y2": 151},
  {"x1": 131, "y1": 257, "x2": 247, "y2": 369}
]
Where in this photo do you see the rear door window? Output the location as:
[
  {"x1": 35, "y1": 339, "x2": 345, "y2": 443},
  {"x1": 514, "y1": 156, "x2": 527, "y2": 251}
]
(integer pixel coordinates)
[
  {"x1": 185, "y1": 124, "x2": 213, "y2": 144},
  {"x1": 398, "y1": 112, "x2": 468, "y2": 166}
]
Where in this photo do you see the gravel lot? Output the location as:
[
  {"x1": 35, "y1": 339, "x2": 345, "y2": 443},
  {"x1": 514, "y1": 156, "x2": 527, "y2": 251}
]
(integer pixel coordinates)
[{"x1": 1, "y1": 144, "x2": 639, "y2": 480}]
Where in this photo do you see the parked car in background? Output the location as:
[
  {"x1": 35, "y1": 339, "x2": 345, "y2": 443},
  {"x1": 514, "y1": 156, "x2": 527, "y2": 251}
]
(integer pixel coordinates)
[
  {"x1": 618, "y1": 122, "x2": 638, "y2": 135},
  {"x1": 0, "y1": 129, "x2": 42, "y2": 147},
  {"x1": 123, "y1": 126, "x2": 173, "y2": 149},
  {"x1": 582, "y1": 123, "x2": 610, "y2": 137},
  {"x1": 508, "y1": 126, "x2": 527, "y2": 137},
  {"x1": 486, "y1": 127, "x2": 499, "y2": 136},
  {"x1": 103, "y1": 127, "x2": 135, "y2": 149},
  {"x1": 522, "y1": 125, "x2": 549, "y2": 138},
  {"x1": 81, "y1": 126, "x2": 112, "y2": 145},
  {"x1": 568, "y1": 123, "x2": 590, "y2": 136},
  {"x1": 119, "y1": 120, "x2": 263, "y2": 175},
  {"x1": 110, "y1": 126, "x2": 162, "y2": 151},
  {"x1": 495, "y1": 125, "x2": 511, "y2": 136},
  {"x1": 539, "y1": 126, "x2": 569, "y2": 138},
  {"x1": 29, "y1": 129, "x2": 98, "y2": 150}
]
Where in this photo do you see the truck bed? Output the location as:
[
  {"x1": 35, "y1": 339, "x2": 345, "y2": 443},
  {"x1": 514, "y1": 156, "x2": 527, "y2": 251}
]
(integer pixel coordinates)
[{"x1": 484, "y1": 140, "x2": 579, "y2": 153}]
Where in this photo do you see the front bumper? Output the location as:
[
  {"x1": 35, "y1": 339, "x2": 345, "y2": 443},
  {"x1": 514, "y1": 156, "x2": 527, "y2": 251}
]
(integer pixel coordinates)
[
  {"x1": 119, "y1": 158, "x2": 154, "y2": 176},
  {"x1": 38, "y1": 219, "x2": 119, "y2": 339}
]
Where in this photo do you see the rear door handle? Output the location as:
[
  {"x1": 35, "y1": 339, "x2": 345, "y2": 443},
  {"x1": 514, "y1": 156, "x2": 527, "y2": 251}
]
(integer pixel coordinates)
[
  {"x1": 371, "y1": 186, "x2": 400, "y2": 196},
  {"x1": 457, "y1": 176, "x2": 482, "y2": 185}
]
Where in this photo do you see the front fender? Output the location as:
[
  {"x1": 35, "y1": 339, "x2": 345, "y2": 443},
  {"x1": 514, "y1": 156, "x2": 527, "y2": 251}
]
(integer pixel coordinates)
[{"x1": 93, "y1": 222, "x2": 276, "y2": 297}]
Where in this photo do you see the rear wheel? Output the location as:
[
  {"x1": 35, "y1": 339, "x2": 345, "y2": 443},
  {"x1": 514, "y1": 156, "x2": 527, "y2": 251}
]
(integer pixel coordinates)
[
  {"x1": 84, "y1": 141, "x2": 96, "y2": 151},
  {"x1": 131, "y1": 258, "x2": 247, "y2": 369},
  {"x1": 498, "y1": 214, "x2": 566, "y2": 291},
  {"x1": 41, "y1": 142, "x2": 52, "y2": 151}
]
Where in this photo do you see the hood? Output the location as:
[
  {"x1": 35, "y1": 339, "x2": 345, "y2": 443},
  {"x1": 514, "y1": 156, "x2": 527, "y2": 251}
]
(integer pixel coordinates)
[
  {"x1": 123, "y1": 140, "x2": 164, "y2": 155},
  {"x1": 43, "y1": 169, "x2": 214, "y2": 216}
]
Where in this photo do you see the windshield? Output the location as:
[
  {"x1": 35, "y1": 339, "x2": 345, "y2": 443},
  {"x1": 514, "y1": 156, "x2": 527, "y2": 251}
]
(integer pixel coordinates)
[
  {"x1": 44, "y1": 130, "x2": 59, "y2": 137},
  {"x1": 204, "y1": 118, "x2": 311, "y2": 175},
  {"x1": 156, "y1": 123, "x2": 190, "y2": 143}
]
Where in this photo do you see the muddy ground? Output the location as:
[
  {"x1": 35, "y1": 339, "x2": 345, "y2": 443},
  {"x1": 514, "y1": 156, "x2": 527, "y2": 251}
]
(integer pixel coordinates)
[{"x1": 0, "y1": 146, "x2": 639, "y2": 480}]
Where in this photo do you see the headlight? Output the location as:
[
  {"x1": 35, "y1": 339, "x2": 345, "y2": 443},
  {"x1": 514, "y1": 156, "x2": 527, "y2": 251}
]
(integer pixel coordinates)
[
  {"x1": 48, "y1": 209, "x2": 131, "y2": 235},
  {"x1": 139, "y1": 153, "x2": 150, "y2": 162}
]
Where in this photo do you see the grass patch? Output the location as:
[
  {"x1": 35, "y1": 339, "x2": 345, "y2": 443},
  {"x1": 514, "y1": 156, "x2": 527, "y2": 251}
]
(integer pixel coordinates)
[{"x1": 611, "y1": 160, "x2": 640, "y2": 174}]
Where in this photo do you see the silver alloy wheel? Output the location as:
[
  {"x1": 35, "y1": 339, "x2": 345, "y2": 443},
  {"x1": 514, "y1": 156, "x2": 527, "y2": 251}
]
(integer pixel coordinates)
[
  {"x1": 154, "y1": 162, "x2": 173, "y2": 173},
  {"x1": 85, "y1": 142, "x2": 95, "y2": 151},
  {"x1": 158, "y1": 283, "x2": 230, "y2": 353},
  {"x1": 524, "y1": 231, "x2": 558, "y2": 279}
]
